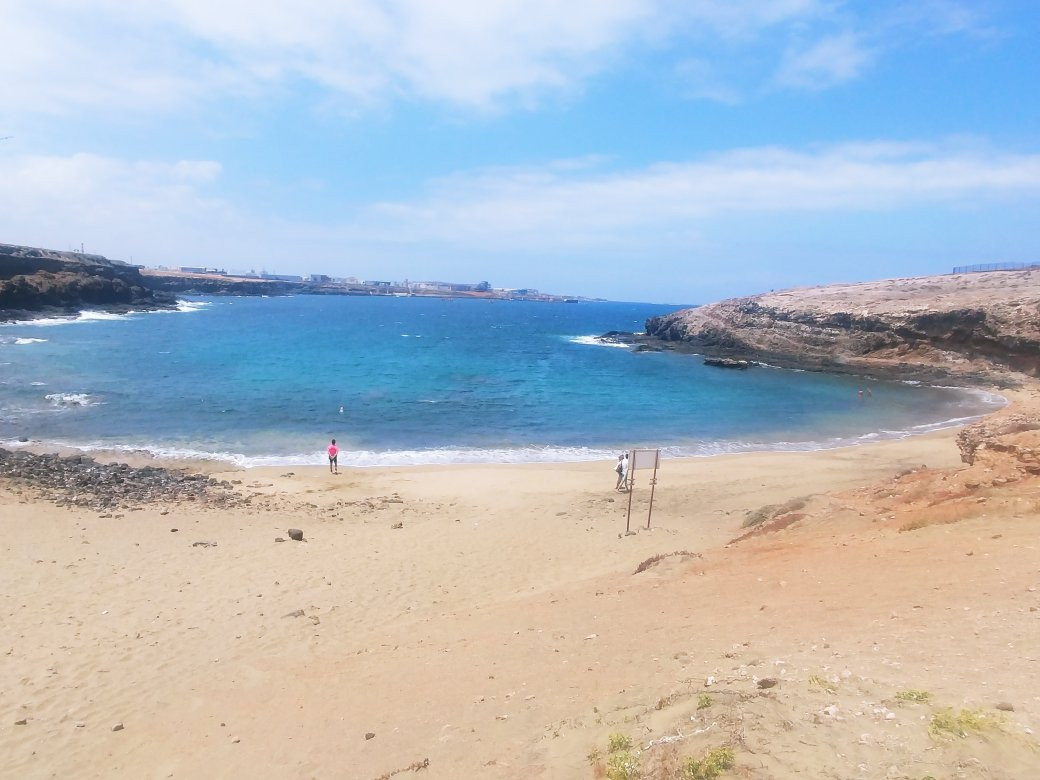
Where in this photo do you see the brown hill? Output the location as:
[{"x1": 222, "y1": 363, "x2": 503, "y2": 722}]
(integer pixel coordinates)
[{"x1": 645, "y1": 269, "x2": 1040, "y2": 383}]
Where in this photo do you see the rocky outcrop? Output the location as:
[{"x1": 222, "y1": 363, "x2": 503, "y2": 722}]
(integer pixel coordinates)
[
  {"x1": 0, "y1": 243, "x2": 177, "y2": 320},
  {"x1": 0, "y1": 448, "x2": 239, "y2": 510},
  {"x1": 645, "y1": 269, "x2": 1040, "y2": 383},
  {"x1": 140, "y1": 271, "x2": 309, "y2": 297}
]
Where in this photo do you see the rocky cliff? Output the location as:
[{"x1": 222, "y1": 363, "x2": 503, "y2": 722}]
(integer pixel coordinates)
[
  {"x1": 645, "y1": 269, "x2": 1040, "y2": 383},
  {"x1": 0, "y1": 243, "x2": 177, "y2": 321}
]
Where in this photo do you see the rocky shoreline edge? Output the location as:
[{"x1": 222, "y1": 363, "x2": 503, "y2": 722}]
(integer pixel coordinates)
[
  {"x1": 0, "y1": 448, "x2": 241, "y2": 512},
  {"x1": 630, "y1": 268, "x2": 1040, "y2": 386}
]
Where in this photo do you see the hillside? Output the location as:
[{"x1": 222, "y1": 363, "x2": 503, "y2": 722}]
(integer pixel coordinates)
[{"x1": 0, "y1": 243, "x2": 176, "y2": 321}]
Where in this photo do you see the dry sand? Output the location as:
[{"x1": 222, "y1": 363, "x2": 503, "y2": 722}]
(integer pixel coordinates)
[{"x1": 2, "y1": 390, "x2": 1039, "y2": 779}]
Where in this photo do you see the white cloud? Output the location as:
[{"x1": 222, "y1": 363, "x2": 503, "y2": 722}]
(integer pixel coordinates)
[
  {"x1": 775, "y1": 32, "x2": 874, "y2": 90},
  {"x1": 354, "y1": 141, "x2": 1040, "y2": 249},
  {"x1": 0, "y1": 0, "x2": 847, "y2": 118},
  {"x1": 3, "y1": 140, "x2": 1037, "y2": 272}
]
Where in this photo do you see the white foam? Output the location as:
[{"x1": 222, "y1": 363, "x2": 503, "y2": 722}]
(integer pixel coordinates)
[
  {"x1": 1, "y1": 300, "x2": 209, "y2": 328},
  {"x1": 44, "y1": 392, "x2": 99, "y2": 407},
  {"x1": 14, "y1": 337, "x2": 48, "y2": 345},
  {"x1": 568, "y1": 335, "x2": 632, "y2": 349}
]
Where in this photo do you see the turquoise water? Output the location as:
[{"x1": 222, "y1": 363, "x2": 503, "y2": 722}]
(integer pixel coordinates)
[{"x1": 0, "y1": 295, "x2": 1002, "y2": 466}]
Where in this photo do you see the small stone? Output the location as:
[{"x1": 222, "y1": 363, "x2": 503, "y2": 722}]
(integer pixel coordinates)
[
  {"x1": 704, "y1": 676, "x2": 717, "y2": 687},
  {"x1": 757, "y1": 677, "x2": 778, "y2": 689},
  {"x1": 365, "y1": 732, "x2": 376, "y2": 740},
  {"x1": 391, "y1": 522, "x2": 403, "y2": 529},
  {"x1": 170, "y1": 528, "x2": 178, "y2": 533},
  {"x1": 287, "y1": 528, "x2": 304, "y2": 541},
  {"x1": 284, "y1": 609, "x2": 305, "y2": 618},
  {"x1": 14, "y1": 718, "x2": 27, "y2": 726},
  {"x1": 75, "y1": 721, "x2": 86, "y2": 728},
  {"x1": 995, "y1": 702, "x2": 1015, "y2": 712},
  {"x1": 231, "y1": 737, "x2": 240, "y2": 744},
  {"x1": 112, "y1": 722, "x2": 124, "y2": 732},
  {"x1": 274, "y1": 537, "x2": 286, "y2": 542}
]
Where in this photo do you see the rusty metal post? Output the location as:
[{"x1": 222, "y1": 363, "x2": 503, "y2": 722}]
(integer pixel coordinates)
[
  {"x1": 624, "y1": 451, "x2": 634, "y2": 533},
  {"x1": 646, "y1": 458, "x2": 659, "y2": 529}
]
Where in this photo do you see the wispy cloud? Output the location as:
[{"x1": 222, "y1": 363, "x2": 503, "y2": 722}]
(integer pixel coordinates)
[
  {"x1": 9, "y1": 139, "x2": 1034, "y2": 256},
  {"x1": 4, "y1": 0, "x2": 981, "y2": 119},
  {"x1": 775, "y1": 33, "x2": 874, "y2": 90},
  {"x1": 353, "y1": 141, "x2": 1040, "y2": 249}
]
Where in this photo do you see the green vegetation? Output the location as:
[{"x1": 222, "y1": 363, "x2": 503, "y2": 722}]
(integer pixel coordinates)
[
  {"x1": 808, "y1": 674, "x2": 837, "y2": 693},
  {"x1": 697, "y1": 694, "x2": 714, "y2": 710},
  {"x1": 895, "y1": 689, "x2": 933, "y2": 703},
  {"x1": 605, "y1": 732, "x2": 640, "y2": 780},
  {"x1": 606, "y1": 750, "x2": 641, "y2": 780},
  {"x1": 929, "y1": 708, "x2": 1002, "y2": 739},
  {"x1": 680, "y1": 746, "x2": 735, "y2": 779}
]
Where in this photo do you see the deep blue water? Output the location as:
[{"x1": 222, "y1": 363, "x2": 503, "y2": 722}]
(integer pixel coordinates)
[{"x1": 0, "y1": 295, "x2": 1002, "y2": 466}]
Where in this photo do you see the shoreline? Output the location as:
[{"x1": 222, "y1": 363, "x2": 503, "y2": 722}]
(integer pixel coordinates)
[{"x1": 1, "y1": 382, "x2": 1009, "y2": 472}]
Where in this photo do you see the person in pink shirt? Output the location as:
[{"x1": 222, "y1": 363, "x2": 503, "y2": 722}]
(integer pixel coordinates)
[{"x1": 327, "y1": 439, "x2": 339, "y2": 474}]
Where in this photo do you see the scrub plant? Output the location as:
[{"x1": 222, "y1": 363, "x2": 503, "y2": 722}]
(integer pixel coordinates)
[
  {"x1": 604, "y1": 732, "x2": 639, "y2": 780},
  {"x1": 680, "y1": 745, "x2": 735, "y2": 779},
  {"x1": 895, "y1": 689, "x2": 933, "y2": 703},
  {"x1": 929, "y1": 708, "x2": 1002, "y2": 739}
]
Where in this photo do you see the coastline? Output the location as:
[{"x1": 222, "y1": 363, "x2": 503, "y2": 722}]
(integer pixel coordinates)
[
  {"x1": 0, "y1": 377, "x2": 1008, "y2": 470},
  {"x1": 3, "y1": 272, "x2": 1040, "y2": 777}
]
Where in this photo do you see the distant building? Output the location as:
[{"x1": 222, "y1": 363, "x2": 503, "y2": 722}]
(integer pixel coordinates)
[
  {"x1": 178, "y1": 266, "x2": 226, "y2": 275},
  {"x1": 260, "y1": 273, "x2": 303, "y2": 282},
  {"x1": 309, "y1": 274, "x2": 331, "y2": 283}
]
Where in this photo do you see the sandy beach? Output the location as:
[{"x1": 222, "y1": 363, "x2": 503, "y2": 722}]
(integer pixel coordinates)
[{"x1": 3, "y1": 383, "x2": 1038, "y2": 779}]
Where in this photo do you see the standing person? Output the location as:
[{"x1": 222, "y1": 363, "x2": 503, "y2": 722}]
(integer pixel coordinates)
[
  {"x1": 615, "y1": 453, "x2": 628, "y2": 491},
  {"x1": 620, "y1": 452, "x2": 629, "y2": 491},
  {"x1": 327, "y1": 438, "x2": 339, "y2": 474}
]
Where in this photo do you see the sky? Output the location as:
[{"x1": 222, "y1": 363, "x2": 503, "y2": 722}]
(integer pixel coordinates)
[{"x1": 1, "y1": 1, "x2": 1038, "y2": 304}]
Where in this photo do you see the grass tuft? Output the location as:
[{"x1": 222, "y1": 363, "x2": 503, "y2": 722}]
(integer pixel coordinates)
[
  {"x1": 681, "y1": 746, "x2": 735, "y2": 780},
  {"x1": 606, "y1": 750, "x2": 641, "y2": 780},
  {"x1": 929, "y1": 707, "x2": 1002, "y2": 739},
  {"x1": 894, "y1": 689, "x2": 933, "y2": 703},
  {"x1": 697, "y1": 694, "x2": 714, "y2": 710},
  {"x1": 607, "y1": 732, "x2": 633, "y2": 753},
  {"x1": 808, "y1": 674, "x2": 838, "y2": 693}
]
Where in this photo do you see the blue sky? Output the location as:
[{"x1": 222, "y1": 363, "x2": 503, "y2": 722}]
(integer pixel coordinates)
[{"x1": 1, "y1": 1, "x2": 1038, "y2": 303}]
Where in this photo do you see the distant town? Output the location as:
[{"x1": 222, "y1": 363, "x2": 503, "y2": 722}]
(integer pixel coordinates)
[{"x1": 143, "y1": 265, "x2": 597, "y2": 302}]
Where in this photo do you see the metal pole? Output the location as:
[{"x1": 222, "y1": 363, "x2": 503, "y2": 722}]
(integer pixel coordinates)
[
  {"x1": 624, "y1": 450, "x2": 634, "y2": 533},
  {"x1": 646, "y1": 454, "x2": 658, "y2": 529}
]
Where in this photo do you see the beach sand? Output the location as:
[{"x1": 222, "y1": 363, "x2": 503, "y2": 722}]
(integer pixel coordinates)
[{"x1": 2, "y1": 396, "x2": 1039, "y2": 778}]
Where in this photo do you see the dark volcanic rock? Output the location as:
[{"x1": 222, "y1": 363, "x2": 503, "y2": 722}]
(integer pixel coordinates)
[
  {"x1": 0, "y1": 243, "x2": 177, "y2": 321},
  {"x1": 703, "y1": 357, "x2": 753, "y2": 369},
  {"x1": 0, "y1": 448, "x2": 238, "y2": 510}
]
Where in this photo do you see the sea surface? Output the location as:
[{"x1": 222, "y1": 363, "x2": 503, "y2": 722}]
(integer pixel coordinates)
[{"x1": 0, "y1": 295, "x2": 1003, "y2": 467}]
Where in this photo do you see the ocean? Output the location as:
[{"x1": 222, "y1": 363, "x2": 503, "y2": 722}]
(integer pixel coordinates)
[{"x1": 0, "y1": 295, "x2": 1003, "y2": 467}]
